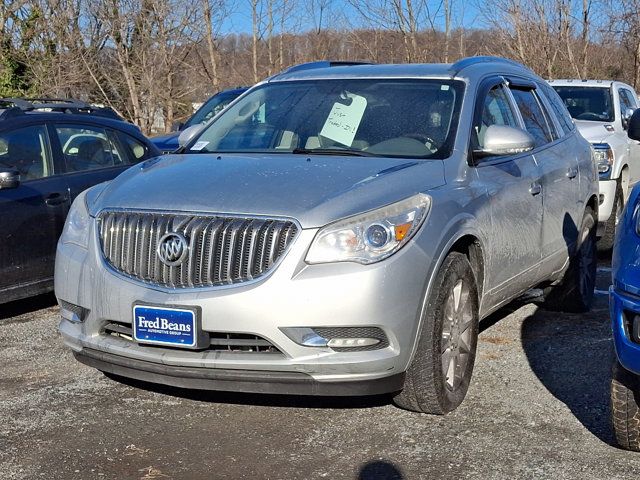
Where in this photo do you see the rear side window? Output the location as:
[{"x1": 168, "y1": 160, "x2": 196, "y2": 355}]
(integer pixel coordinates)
[
  {"x1": 55, "y1": 125, "x2": 126, "y2": 172},
  {"x1": 541, "y1": 84, "x2": 574, "y2": 135},
  {"x1": 118, "y1": 133, "x2": 150, "y2": 163},
  {"x1": 510, "y1": 88, "x2": 553, "y2": 147}
]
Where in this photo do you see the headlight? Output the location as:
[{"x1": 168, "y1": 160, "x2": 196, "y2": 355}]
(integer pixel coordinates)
[
  {"x1": 592, "y1": 143, "x2": 613, "y2": 179},
  {"x1": 305, "y1": 193, "x2": 431, "y2": 265},
  {"x1": 60, "y1": 189, "x2": 91, "y2": 248}
]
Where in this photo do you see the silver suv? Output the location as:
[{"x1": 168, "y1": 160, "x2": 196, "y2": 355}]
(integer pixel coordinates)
[{"x1": 56, "y1": 57, "x2": 597, "y2": 414}]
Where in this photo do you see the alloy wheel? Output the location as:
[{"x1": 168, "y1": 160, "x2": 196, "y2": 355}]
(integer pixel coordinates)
[{"x1": 441, "y1": 279, "x2": 474, "y2": 391}]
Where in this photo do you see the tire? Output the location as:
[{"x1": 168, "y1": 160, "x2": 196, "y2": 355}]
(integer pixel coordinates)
[
  {"x1": 394, "y1": 252, "x2": 479, "y2": 414},
  {"x1": 611, "y1": 360, "x2": 640, "y2": 451},
  {"x1": 543, "y1": 207, "x2": 597, "y2": 313},
  {"x1": 598, "y1": 182, "x2": 623, "y2": 252}
]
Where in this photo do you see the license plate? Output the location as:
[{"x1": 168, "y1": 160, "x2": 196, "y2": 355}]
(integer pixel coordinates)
[{"x1": 133, "y1": 305, "x2": 196, "y2": 348}]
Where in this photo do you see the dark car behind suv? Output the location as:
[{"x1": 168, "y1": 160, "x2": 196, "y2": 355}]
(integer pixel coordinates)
[
  {"x1": 151, "y1": 87, "x2": 248, "y2": 154},
  {"x1": 0, "y1": 98, "x2": 160, "y2": 304}
]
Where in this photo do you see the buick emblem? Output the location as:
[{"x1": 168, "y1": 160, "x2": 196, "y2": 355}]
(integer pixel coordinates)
[{"x1": 157, "y1": 232, "x2": 189, "y2": 266}]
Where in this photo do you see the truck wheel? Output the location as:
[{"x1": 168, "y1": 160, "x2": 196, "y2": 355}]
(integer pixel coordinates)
[
  {"x1": 611, "y1": 360, "x2": 640, "y2": 451},
  {"x1": 598, "y1": 182, "x2": 623, "y2": 251},
  {"x1": 543, "y1": 208, "x2": 596, "y2": 313},
  {"x1": 394, "y1": 252, "x2": 479, "y2": 414}
]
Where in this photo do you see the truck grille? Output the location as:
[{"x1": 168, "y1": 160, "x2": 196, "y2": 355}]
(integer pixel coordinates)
[{"x1": 97, "y1": 211, "x2": 298, "y2": 288}]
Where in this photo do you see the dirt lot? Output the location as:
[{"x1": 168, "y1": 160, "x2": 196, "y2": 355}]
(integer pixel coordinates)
[{"x1": 2, "y1": 259, "x2": 640, "y2": 480}]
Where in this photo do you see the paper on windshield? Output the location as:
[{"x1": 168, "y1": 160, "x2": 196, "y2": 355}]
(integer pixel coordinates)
[{"x1": 319, "y1": 93, "x2": 367, "y2": 147}]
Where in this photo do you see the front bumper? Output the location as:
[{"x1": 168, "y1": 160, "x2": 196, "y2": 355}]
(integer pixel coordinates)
[
  {"x1": 74, "y1": 348, "x2": 405, "y2": 395},
  {"x1": 610, "y1": 287, "x2": 640, "y2": 375},
  {"x1": 55, "y1": 222, "x2": 435, "y2": 394},
  {"x1": 598, "y1": 179, "x2": 617, "y2": 224}
]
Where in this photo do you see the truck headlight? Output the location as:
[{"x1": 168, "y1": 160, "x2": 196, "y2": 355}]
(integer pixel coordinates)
[
  {"x1": 305, "y1": 193, "x2": 431, "y2": 265},
  {"x1": 592, "y1": 143, "x2": 614, "y2": 179}
]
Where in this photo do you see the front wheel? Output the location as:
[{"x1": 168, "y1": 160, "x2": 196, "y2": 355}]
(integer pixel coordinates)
[
  {"x1": 394, "y1": 252, "x2": 479, "y2": 414},
  {"x1": 598, "y1": 182, "x2": 623, "y2": 252},
  {"x1": 611, "y1": 360, "x2": 640, "y2": 451},
  {"x1": 543, "y1": 207, "x2": 597, "y2": 313}
]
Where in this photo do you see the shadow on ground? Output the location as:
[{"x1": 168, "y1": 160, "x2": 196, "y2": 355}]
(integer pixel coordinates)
[
  {"x1": 520, "y1": 299, "x2": 614, "y2": 445},
  {"x1": 358, "y1": 460, "x2": 405, "y2": 479},
  {"x1": 0, "y1": 292, "x2": 56, "y2": 321},
  {"x1": 105, "y1": 371, "x2": 394, "y2": 410}
]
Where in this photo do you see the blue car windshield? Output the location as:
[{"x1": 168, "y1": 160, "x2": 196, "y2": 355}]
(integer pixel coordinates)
[
  {"x1": 552, "y1": 86, "x2": 614, "y2": 122},
  {"x1": 189, "y1": 79, "x2": 464, "y2": 159},
  {"x1": 184, "y1": 93, "x2": 241, "y2": 128}
]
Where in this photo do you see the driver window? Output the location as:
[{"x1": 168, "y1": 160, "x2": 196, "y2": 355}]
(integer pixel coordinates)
[
  {"x1": 475, "y1": 85, "x2": 518, "y2": 149},
  {"x1": 620, "y1": 89, "x2": 637, "y2": 111},
  {"x1": 0, "y1": 125, "x2": 52, "y2": 181}
]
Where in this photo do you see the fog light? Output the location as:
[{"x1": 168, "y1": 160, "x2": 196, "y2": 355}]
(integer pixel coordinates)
[
  {"x1": 59, "y1": 300, "x2": 88, "y2": 323},
  {"x1": 327, "y1": 338, "x2": 381, "y2": 348}
]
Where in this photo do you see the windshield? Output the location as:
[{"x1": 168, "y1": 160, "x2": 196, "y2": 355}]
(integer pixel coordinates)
[
  {"x1": 188, "y1": 79, "x2": 464, "y2": 159},
  {"x1": 552, "y1": 86, "x2": 614, "y2": 122},
  {"x1": 184, "y1": 92, "x2": 243, "y2": 128}
]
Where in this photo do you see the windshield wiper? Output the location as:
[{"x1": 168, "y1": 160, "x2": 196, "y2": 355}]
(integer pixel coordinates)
[{"x1": 291, "y1": 147, "x2": 376, "y2": 157}]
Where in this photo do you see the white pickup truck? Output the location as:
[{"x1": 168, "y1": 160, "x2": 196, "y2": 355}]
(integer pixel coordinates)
[{"x1": 550, "y1": 80, "x2": 640, "y2": 249}]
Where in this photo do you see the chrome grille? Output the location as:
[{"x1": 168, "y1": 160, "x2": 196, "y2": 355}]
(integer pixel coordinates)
[{"x1": 98, "y1": 211, "x2": 298, "y2": 288}]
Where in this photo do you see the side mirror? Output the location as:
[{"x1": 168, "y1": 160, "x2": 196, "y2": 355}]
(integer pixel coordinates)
[
  {"x1": 473, "y1": 125, "x2": 535, "y2": 160},
  {"x1": 171, "y1": 121, "x2": 184, "y2": 132},
  {"x1": 623, "y1": 108, "x2": 636, "y2": 130},
  {"x1": 177, "y1": 125, "x2": 203, "y2": 148},
  {"x1": 0, "y1": 169, "x2": 20, "y2": 189},
  {"x1": 628, "y1": 109, "x2": 640, "y2": 141}
]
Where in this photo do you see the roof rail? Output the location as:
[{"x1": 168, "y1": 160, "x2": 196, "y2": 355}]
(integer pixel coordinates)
[
  {"x1": 0, "y1": 97, "x2": 123, "y2": 121},
  {"x1": 0, "y1": 106, "x2": 25, "y2": 120},
  {"x1": 450, "y1": 56, "x2": 531, "y2": 74},
  {"x1": 277, "y1": 60, "x2": 374, "y2": 76}
]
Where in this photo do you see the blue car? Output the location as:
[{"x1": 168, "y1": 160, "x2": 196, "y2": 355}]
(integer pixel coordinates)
[
  {"x1": 610, "y1": 109, "x2": 640, "y2": 450},
  {"x1": 151, "y1": 87, "x2": 248, "y2": 153}
]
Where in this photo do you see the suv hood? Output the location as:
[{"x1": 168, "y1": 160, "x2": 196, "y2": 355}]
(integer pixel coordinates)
[
  {"x1": 574, "y1": 120, "x2": 615, "y2": 144},
  {"x1": 91, "y1": 154, "x2": 446, "y2": 228}
]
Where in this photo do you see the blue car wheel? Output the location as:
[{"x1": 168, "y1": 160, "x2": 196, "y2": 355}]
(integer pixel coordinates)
[{"x1": 611, "y1": 359, "x2": 640, "y2": 451}]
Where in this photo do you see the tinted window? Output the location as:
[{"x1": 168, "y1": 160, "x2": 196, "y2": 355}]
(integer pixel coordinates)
[
  {"x1": 624, "y1": 89, "x2": 638, "y2": 108},
  {"x1": 475, "y1": 85, "x2": 518, "y2": 149},
  {"x1": 510, "y1": 88, "x2": 553, "y2": 147},
  {"x1": 118, "y1": 133, "x2": 150, "y2": 163},
  {"x1": 0, "y1": 125, "x2": 52, "y2": 180},
  {"x1": 191, "y1": 80, "x2": 464, "y2": 159},
  {"x1": 55, "y1": 125, "x2": 126, "y2": 172},
  {"x1": 552, "y1": 86, "x2": 614, "y2": 122},
  {"x1": 620, "y1": 89, "x2": 637, "y2": 111},
  {"x1": 541, "y1": 83, "x2": 574, "y2": 135}
]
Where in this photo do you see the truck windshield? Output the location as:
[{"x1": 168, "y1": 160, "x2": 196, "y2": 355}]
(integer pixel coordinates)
[
  {"x1": 188, "y1": 79, "x2": 464, "y2": 159},
  {"x1": 552, "y1": 86, "x2": 614, "y2": 122}
]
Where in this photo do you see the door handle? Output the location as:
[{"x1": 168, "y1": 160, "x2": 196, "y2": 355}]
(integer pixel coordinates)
[
  {"x1": 566, "y1": 167, "x2": 578, "y2": 179},
  {"x1": 529, "y1": 182, "x2": 542, "y2": 196},
  {"x1": 45, "y1": 192, "x2": 67, "y2": 206}
]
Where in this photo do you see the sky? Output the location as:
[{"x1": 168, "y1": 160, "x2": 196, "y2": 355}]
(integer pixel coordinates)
[{"x1": 219, "y1": 1, "x2": 483, "y2": 35}]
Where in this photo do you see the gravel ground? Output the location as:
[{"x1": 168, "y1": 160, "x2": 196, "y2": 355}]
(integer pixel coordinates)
[{"x1": 2, "y1": 260, "x2": 640, "y2": 480}]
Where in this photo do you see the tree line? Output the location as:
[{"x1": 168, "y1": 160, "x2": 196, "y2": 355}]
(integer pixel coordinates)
[{"x1": 0, "y1": 0, "x2": 638, "y2": 134}]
